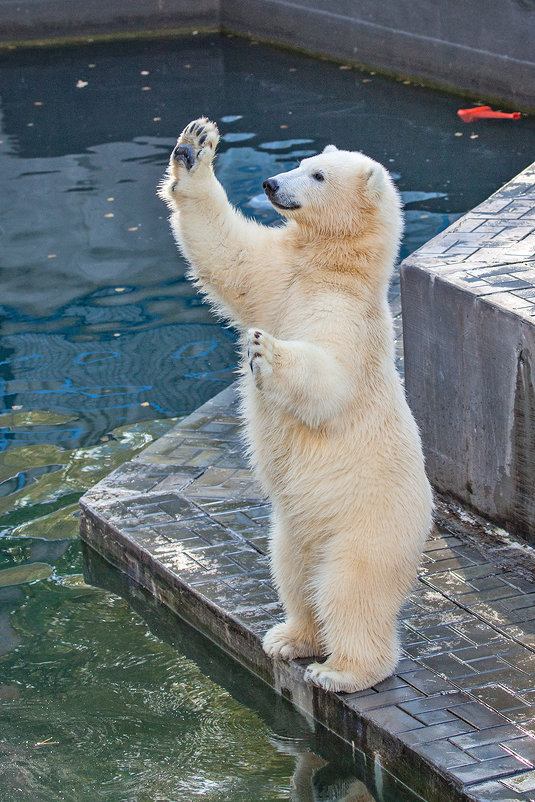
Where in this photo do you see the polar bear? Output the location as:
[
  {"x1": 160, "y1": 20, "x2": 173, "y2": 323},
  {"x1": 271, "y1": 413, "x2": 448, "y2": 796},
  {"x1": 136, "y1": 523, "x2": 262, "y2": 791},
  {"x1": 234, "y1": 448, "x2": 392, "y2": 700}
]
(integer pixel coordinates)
[{"x1": 159, "y1": 118, "x2": 433, "y2": 693}]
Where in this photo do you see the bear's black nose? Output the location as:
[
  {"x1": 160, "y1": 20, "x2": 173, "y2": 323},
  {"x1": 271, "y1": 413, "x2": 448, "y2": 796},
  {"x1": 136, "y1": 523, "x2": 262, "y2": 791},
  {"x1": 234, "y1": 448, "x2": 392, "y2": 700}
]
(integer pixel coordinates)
[{"x1": 263, "y1": 178, "x2": 279, "y2": 195}]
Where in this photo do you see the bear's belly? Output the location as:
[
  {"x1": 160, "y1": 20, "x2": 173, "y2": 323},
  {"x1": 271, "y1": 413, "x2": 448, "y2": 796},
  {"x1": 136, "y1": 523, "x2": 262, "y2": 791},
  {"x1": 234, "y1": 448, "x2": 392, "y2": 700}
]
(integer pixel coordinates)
[
  {"x1": 240, "y1": 376, "x2": 432, "y2": 544},
  {"x1": 245, "y1": 391, "x2": 397, "y2": 488}
]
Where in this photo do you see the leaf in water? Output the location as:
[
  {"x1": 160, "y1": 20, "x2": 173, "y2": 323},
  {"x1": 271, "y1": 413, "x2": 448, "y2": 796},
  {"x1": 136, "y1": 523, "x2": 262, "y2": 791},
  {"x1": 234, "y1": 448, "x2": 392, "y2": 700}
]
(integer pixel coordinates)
[{"x1": 0, "y1": 563, "x2": 52, "y2": 587}]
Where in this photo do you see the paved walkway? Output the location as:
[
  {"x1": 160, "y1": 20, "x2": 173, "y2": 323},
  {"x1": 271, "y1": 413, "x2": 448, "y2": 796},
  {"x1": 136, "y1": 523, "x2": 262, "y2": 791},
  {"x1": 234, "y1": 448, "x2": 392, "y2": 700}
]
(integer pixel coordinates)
[{"x1": 80, "y1": 384, "x2": 535, "y2": 802}]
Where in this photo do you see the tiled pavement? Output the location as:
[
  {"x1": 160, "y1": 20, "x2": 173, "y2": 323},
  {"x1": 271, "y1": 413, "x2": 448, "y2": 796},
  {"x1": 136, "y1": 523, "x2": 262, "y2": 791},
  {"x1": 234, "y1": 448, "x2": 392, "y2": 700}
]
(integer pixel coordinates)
[
  {"x1": 400, "y1": 161, "x2": 535, "y2": 321},
  {"x1": 80, "y1": 383, "x2": 535, "y2": 802},
  {"x1": 387, "y1": 161, "x2": 535, "y2": 381}
]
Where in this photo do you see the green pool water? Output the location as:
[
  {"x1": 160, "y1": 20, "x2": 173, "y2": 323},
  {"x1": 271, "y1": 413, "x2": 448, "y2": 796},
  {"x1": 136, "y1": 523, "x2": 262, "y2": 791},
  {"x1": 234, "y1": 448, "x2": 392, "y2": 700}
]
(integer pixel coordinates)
[{"x1": 1, "y1": 32, "x2": 535, "y2": 801}]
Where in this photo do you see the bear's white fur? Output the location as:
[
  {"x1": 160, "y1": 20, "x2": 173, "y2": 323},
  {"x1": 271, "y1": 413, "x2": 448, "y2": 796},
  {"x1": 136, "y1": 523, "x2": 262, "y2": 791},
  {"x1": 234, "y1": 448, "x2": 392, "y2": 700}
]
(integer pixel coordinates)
[{"x1": 159, "y1": 118, "x2": 433, "y2": 693}]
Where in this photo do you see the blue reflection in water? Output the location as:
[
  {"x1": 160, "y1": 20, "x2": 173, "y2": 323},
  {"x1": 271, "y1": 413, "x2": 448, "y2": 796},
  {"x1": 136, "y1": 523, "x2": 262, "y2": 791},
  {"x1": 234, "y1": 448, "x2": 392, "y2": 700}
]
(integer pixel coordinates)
[
  {"x1": 171, "y1": 340, "x2": 219, "y2": 359},
  {"x1": 0, "y1": 464, "x2": 63, "y2": 496},
  {"x1": 72, "y1": 350, "x2": 120, "y2": 364}
]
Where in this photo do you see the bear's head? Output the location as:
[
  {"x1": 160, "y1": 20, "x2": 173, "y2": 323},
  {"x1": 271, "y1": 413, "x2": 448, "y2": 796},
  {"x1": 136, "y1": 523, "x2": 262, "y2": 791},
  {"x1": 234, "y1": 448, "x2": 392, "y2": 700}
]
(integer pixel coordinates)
[{"x1": 262, "y1": 145, "x2": 401, "y2": 243}]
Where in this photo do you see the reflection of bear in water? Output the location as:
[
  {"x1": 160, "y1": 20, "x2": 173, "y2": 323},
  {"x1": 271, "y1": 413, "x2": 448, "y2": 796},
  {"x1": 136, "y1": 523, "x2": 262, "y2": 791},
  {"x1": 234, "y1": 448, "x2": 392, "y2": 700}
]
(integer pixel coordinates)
[
  {"x1": 269, "y1": 735, "x2": 377, "y2": 802},
  {"x1": 160, "y1": 119, "x2": 433, "y2": 693}
]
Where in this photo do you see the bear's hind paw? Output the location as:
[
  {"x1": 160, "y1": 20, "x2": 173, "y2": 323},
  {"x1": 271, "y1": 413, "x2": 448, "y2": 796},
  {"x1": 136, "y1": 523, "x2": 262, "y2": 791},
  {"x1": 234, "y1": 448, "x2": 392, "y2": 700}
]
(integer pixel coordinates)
[{"x1": 304, "y1": 661, "x2": 387, "y2": 693}]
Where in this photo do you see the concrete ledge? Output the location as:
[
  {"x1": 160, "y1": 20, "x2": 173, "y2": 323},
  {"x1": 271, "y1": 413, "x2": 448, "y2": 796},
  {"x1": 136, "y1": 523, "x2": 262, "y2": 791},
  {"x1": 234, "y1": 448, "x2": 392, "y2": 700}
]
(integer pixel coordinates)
[
  {"x1": 222, "y1": 0, "x2": 535, "y2": 109},
  {"x1": 80, "y1": 384, "x2": 535, "y2": 802},
  {"x1": 0, "y1": 0, "x2": 219, "y2": 42},
  {"x1": 401, "y1": 162, "x2": 535, "y2": 544},
  {"x1": 1, "y1": 0, "x2": 534, "y2": 108}
]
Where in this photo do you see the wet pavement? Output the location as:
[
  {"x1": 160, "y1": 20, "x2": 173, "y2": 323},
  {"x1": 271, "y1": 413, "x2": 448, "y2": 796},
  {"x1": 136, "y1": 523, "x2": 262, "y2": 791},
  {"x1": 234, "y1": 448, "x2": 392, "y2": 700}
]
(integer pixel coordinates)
[{"x1": 80, "y1": 383, "x2": 535, "y2": 802}]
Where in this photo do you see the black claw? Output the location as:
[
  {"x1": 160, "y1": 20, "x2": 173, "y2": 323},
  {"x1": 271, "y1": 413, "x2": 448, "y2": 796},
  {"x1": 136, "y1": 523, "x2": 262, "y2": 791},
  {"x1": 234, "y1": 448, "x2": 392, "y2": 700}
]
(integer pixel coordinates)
[
  {"x1": 197, "y1": 125, "x2": 205, "y2": 136},
  {"x1": 199, "y1": 134, "x2": 207, "y2": 145},
  {"x1": 173, "y1": 143, "x2": 196, "y2": 170},
  {"x1": 188, "y1": 122, "x2": 196, "y2": 133}
]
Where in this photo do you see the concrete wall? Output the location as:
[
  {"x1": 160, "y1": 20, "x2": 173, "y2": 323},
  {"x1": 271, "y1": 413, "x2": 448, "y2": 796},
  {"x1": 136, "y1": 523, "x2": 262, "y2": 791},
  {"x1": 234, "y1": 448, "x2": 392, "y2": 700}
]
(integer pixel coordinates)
[
  {"x1": 0, "y1": 0, "x2": 219, "y2": 41},
  {"x1": 0, "y1": 0, "x2": 534, "y2": 109},
  {"x1": 402, "y1": 264, "x2": 535, "y2": 544},
  {"x1": 222, "y1": 0, "x2": 535, "y2": 109},
  {"x1": 401, "y1": 163, "x2": 535, "y2": 544}
]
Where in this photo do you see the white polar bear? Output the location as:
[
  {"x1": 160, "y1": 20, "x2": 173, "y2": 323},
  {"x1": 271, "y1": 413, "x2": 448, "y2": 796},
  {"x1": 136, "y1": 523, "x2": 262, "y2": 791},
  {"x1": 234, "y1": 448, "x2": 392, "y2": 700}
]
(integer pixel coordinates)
[{"x1": 159, "y1": 118, "x2": 433, "y2": 693}]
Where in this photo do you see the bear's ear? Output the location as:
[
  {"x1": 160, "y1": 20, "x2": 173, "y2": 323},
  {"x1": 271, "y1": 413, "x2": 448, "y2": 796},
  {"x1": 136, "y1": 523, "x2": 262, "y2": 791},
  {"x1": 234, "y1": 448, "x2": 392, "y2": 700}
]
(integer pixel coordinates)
[
  {"x1": 366, "y1": 163, "x2": 385, "y2": 194},
  {"x1": 323, "y1": 144, "x2": 337, "y2": 153}
]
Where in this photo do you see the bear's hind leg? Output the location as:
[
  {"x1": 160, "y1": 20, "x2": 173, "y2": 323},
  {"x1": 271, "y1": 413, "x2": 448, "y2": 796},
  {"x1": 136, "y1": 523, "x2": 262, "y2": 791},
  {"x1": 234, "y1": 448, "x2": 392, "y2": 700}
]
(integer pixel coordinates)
[
  {"x1": 263, "y1": 516, "x2": 322, "y2": 661},
  {"x1": 304, "y1": 537, "x2": 404, "y2": 692}
]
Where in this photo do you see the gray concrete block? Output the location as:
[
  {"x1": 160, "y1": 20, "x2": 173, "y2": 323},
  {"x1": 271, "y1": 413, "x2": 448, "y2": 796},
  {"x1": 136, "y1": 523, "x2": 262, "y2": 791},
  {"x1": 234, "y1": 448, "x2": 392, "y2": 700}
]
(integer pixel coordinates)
[{"x1": 401, "y1": 164, "x2": 535, "y2": 544}]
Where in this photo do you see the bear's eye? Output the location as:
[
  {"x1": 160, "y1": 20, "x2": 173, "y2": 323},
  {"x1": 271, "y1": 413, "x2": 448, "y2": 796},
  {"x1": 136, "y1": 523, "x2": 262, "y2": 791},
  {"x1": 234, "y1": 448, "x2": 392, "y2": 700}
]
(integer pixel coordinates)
[{"x1": 312, "y1": 172, "x2": 325, "y2": 182}]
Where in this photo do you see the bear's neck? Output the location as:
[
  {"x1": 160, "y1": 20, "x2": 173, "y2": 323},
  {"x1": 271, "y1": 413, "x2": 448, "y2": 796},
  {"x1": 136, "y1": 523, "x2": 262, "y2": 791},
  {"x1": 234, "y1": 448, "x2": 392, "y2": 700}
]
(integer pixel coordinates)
[{"x1": 292, "y1": 224, "x2": 395, "y2": 292}]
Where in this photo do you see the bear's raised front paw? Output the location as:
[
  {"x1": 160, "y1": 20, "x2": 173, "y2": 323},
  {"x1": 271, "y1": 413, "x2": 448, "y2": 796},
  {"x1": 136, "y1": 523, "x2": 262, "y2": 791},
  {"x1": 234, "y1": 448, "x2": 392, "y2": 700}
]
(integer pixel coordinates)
[
  {"x1": 263, "y1": 623, "x2": 317, "y2": 660},
  {"x1": 171, "y1": 117, "x2": 219, "y2": 175},
  {"x1": 247, "y1": 328, "x2": 275, "y2": 384}
]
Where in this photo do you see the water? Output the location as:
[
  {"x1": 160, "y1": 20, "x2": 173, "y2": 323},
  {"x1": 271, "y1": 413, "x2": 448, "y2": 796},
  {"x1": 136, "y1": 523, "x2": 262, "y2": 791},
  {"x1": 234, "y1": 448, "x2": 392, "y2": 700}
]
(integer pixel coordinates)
[{"x1": 1, "y1": 32, "x2": 535, "y2": 801}]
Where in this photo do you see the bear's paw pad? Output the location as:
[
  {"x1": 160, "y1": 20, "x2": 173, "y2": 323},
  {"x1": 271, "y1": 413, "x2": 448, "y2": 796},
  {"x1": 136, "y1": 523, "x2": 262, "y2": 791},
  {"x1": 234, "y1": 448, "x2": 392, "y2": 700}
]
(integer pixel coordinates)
[
  {"x1": 173, "y1": 118, "x2": 219, "y2": 171},
  {"x1": 262, "y1": 623, "x2": 315, "y2": 660}
]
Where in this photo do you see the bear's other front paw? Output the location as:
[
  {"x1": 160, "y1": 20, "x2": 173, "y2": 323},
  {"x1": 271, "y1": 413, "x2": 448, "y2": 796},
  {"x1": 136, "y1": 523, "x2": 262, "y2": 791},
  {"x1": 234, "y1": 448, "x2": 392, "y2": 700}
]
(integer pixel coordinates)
[
  {"x1": 171, "y1": 117, "x2": 219, "y2": 176},
  {"x1": 247, "y1": 328, "x2": 275, "y2": 385}
]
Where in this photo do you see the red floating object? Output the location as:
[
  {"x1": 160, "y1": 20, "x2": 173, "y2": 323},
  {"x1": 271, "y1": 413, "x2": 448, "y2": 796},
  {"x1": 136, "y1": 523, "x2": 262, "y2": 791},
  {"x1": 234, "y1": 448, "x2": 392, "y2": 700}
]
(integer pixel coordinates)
[{"x1": 457, "y1": 105, "x2": 521, "y2": 122}]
